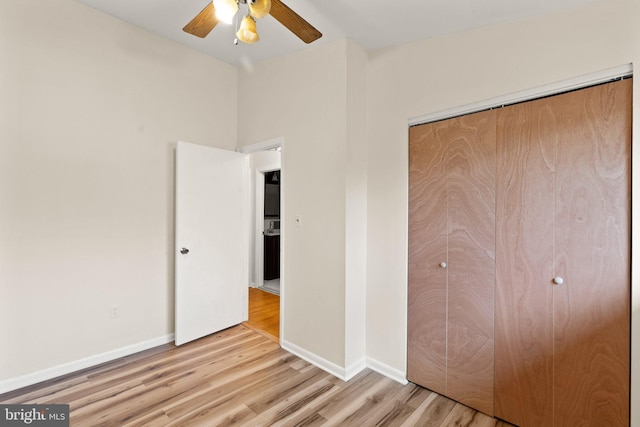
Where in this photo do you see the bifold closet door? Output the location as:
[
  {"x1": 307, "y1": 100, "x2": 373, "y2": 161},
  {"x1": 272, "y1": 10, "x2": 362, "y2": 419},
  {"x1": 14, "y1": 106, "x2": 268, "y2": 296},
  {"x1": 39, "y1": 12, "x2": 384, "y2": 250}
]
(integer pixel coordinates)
[
  {"x1": 495, "y1": 92, "x2": 556, "y2": 427},
  {"x1": 552, "y1": 80, "x2": 630, "y2": 426},
  {"x1": 408, "y1": 110, "x2": 496, "y2": 415},
  {"x1": 446, "y1": 111, "x2": 495, "y2": 415},
  {"x1": 408, "y1": 118, "x2": 449, "y2": 396},
  {"x1": 495, "y1": 79, "x2": 631, "y2": 426}
]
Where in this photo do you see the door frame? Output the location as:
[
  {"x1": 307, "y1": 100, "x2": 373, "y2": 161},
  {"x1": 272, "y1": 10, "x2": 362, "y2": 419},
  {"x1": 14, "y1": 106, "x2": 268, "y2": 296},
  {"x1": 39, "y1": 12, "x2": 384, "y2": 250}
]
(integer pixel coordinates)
[
  {"x1": 255, "y1": 165, "x2": 281, "y2": 290},
  {"x1": 238, "y1": 137, "x2": 285, "y2": 343}
]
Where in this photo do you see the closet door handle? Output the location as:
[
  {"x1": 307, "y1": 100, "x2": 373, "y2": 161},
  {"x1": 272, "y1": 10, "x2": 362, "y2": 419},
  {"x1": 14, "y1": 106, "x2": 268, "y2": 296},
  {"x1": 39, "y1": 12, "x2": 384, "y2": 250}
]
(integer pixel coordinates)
[
  {"x1": 439, "y1": 262, "x2": 447, "y2": 269},
  {"x1": 553, "y1": 276, "x2": 564, "y2": 285}
]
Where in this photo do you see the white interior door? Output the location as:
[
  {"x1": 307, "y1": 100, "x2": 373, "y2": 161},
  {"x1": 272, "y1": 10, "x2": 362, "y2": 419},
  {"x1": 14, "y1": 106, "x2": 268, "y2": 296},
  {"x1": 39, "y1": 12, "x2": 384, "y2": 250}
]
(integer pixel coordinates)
[{"x1": 175, "y1": 141, "x2": 248, "y2": 346}]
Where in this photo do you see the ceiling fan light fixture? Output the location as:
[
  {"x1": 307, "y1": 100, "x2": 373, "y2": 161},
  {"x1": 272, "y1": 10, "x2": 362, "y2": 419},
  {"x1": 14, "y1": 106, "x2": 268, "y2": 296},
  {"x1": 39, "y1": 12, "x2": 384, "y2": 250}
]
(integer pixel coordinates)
[
  {"x1": 213, "y1": 0, "x2": 238, "y2": 24},
  {"x1": 236, "y1": 15, "x2": 260, "y2": 44},
  {"x1": 248, "y1": 0, "x2": 271, "y2": 19}
]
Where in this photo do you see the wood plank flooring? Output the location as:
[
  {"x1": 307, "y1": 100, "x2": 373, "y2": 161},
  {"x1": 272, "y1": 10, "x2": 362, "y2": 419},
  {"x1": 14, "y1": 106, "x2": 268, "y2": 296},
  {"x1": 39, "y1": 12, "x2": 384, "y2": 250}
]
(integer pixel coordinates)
[
  {"x1": 244, "y1": 287, "x2": 280, "y2": 342},
  {"x1": 0, "y1": 325, "x2": 515, "y2": 426}
]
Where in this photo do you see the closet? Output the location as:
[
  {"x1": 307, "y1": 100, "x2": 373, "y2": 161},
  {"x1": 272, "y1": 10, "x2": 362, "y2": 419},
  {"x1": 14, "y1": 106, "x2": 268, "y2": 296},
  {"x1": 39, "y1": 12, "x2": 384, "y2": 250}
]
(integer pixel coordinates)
[
  {"x1": 494, "y1": 79, "x2": 631, "y2": 426},
  {"x1": 408, "y1": 108, "x2": 497, "y2": 416},
  {"x1": 408, "y1": 78, "x2": 631, "y2": 426}
]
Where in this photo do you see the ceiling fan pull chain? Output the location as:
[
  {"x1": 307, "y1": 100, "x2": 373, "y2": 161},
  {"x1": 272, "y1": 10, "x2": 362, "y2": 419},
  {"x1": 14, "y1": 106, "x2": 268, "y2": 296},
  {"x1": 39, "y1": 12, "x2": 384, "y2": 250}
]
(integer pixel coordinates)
[{"x1": 234, "y1": 9, "x2": 240, "y2": 45}]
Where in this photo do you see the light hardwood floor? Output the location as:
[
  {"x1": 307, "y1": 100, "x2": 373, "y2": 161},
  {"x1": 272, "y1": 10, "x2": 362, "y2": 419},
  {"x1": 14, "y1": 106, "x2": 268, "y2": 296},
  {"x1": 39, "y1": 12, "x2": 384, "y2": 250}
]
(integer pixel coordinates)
[
  {"x1": 0, "y1": 325, "x2": 515, "y2": 426},
  {"x1": 244, "y1": 287, "x2": 280, "y2": 342}
]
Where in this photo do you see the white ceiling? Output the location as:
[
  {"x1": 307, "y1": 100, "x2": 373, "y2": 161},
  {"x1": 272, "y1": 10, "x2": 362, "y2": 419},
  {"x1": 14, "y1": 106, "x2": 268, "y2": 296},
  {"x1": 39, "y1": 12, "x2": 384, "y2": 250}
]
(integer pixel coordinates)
[{"x1": 73, "y1": 0, "x2": 599, "y2": 68}]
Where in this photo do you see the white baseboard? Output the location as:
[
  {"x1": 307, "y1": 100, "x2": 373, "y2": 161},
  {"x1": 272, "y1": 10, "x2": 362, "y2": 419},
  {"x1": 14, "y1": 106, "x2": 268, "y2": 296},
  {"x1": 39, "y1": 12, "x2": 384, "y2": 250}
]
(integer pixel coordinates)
[
  {"x1": 0, "y1": 334, "x2": 174, "y2": 395},
  {"x1": 344, "y1": 358, "x2": 367, "y2": 381},
  {"x1": 280, "y1": 341, "x2": 407, "y2": 385},
  {"x1": 366, "y1": 357, "x2": 408, "y2": 385},
  {"x1": 1, "y1": 336, "x2": 407, "y2": 395},
  {"x1": 282, "y1": 340, "x2": 366, "y2": 381}
]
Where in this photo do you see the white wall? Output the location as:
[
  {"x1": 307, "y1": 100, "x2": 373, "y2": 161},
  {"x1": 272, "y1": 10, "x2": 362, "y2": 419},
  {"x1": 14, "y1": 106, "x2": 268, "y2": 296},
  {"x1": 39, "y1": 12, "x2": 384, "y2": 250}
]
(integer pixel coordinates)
[
  {"x1": 344, "y1": 41, "x2": 368, "y2": 375},
  {"x1": 3, "y1": 0, "x2": 638, "y2": 418},
  {"x1": 0, "y1": 0, "x2": 237, "y2": 386},
  {"x1": 239, "y1": 42, "x2": 368, "y2": 374},
  {"x1": 238, "y1": 40, "x2": 365, "y2": 372},
  {"x1": 365, "y1": 0, "x2": 640, "y2": 421}
]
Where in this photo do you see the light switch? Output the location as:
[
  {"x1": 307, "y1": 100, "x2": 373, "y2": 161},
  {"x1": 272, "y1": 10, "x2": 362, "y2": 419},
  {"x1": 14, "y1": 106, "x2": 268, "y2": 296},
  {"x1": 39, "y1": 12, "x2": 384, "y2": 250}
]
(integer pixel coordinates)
[{"x1": 295, "y1": 215, "x2": 302, "y2": 228}]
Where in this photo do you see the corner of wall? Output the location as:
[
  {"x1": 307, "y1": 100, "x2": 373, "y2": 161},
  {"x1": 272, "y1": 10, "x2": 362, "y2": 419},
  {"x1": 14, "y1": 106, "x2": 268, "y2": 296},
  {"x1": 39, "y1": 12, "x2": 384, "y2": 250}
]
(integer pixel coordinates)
[{"x1": 366, "y1": 356, "x2": 408, "y2": 385}]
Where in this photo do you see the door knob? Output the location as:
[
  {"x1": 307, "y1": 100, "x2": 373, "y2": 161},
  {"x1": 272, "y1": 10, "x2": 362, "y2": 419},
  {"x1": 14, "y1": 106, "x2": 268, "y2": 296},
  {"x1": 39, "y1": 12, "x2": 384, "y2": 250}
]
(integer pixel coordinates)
[
  {"x1": 439, "y1": 262, "x2": 447, "y2": 269},
  {"x1": 553, "y1": 276, "x2": 564, "y2": 285},
  {"x1": 180, "y1": 247, "x2": 190, "y2": 255}
]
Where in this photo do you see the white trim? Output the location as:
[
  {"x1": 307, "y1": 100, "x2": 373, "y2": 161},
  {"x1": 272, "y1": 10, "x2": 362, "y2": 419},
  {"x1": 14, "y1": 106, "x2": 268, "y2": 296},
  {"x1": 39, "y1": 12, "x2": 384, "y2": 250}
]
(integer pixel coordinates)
[
  {"x1": 280, "y1": 341, "x2": 366, "y2": 382},
  {"x1": 282, "y1": 340, "x2": 352, "y2": 381},
  {"x1": 254, "y1": 163, "x2": 281, "y2": 291},
  {"x1": 254, "y1": 170, "x2": 266, "y2": 290},
  {"x1": 366, "y1": 357, "x2": 409, "y2": 385},
  {"x1": 278, "y1": 142, "x2": 286, "y2": 345},
  {"x1": 409, "y1": 64, "x2": 633, "y2": 126},
  {"x1": 241, "y1": 154, "x2": 251, "y2": 322},
  {"x1": 345, "y1": 358, "x2": 367, "y2": 381},
  {"x1": 0, "y1": 334, "x2": 175, "y2": 394},
  {"x1": 238, "y1": 137, "x2": 285, "y2": 154}
]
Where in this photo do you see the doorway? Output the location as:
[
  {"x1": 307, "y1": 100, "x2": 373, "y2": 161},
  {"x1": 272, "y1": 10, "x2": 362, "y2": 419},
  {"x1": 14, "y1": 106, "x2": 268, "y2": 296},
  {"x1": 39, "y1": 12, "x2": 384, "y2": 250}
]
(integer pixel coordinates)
[
  {"x1": 239, "y1": 138, "x2": 284, "y2": 343},
  {"x1": 246, "y1": 287, "x2": 280, "y2": 342},
  {"x1": 262, "y1": 169, "x2": 280, "y2": 295}
]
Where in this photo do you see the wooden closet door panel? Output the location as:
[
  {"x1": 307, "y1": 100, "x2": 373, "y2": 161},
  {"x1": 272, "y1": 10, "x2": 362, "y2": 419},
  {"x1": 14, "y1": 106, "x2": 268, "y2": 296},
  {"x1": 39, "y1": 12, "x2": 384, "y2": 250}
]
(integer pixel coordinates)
[
  {"x1": 446, "y1": 110, "x2": 496, "y2": 416},
  {"x1": 495, "y1": 99, "x2": 555, "y2": 427},
  {"x1": 407, "y1": 121, "x2": 449, "y2": 395},
  {"x1": 553, "y1": 79, "x2": 631, "y2": 427}
]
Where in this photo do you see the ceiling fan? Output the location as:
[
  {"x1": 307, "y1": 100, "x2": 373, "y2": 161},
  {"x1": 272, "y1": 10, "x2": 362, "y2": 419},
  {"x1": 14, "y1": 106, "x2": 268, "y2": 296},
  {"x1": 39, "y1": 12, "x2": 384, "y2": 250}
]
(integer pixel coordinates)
[{"x1": 183, "y1": 0, "x2": 322, "y2": 45}]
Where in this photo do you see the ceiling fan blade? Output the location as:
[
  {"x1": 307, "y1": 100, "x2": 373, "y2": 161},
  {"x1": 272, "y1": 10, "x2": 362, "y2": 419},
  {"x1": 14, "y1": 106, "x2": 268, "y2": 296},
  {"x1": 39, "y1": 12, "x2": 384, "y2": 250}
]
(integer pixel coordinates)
[
  {"x1": 269, "y1": 0, "x2": 322, "y2": 44},
  {"x1": 183, "y1": 2, "x2": 218, "y2": 38}
]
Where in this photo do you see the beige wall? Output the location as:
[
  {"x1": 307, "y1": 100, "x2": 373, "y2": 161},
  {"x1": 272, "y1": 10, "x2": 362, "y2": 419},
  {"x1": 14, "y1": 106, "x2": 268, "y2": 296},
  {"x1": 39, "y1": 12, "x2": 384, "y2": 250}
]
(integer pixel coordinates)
[
  {"x1": 344, "y1": 41, "x2": 368, "y2": 374},
  {"x1": 366, "y1": 0, "x2": 639, "y2": 420},
  {"x1": 2, "y1": 0, "x2": 638, "y2": 418},
  {"x1": 238, "y1": 40, "x2": 368, "y2": 371},
  {"x1": 0, "y1": 0, "x2": 237, "y2": 384}
]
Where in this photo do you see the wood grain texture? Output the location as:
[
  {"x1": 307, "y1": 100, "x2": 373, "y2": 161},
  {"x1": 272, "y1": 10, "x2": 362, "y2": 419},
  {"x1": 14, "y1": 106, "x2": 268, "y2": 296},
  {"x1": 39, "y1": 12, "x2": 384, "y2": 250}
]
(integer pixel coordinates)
[
  {"x1": 183, "y1": 2, "x2": 218, "y2": 38},
  {"x1": 0, "y1": 325, "x2": 514, "y2": 426},
  {"x1": 495, "y1": 79, "x2": 631, "y2": 427},
  {"x1": 446, "y1": 110, "x2": 496, "y2": 416},
  {"x1": 407, "y1": 120, "x2": 449, "y2": 396},
  {"x1": 409, "y1": 111, "x2": 497, "y2": 416},
  {"x1": 244, "y1": 287, "x2": 280, "y2": 342},
  {"x1": 270, "y1": 0, "x2": 322, "y2": 44},
  {"x1": 495, "y1": 96, "x2": 556, "y2": 426},
  {"x1": 552, "y1": 79, "x2": 631, "y2": 427}
]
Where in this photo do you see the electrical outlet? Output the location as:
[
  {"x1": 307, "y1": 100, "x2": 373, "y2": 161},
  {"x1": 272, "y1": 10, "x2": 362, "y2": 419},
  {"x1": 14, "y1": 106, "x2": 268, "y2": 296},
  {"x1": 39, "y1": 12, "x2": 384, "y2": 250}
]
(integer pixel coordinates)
[{"x1": 110, "y1": 304, "x2": 121, "y2": 319}]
